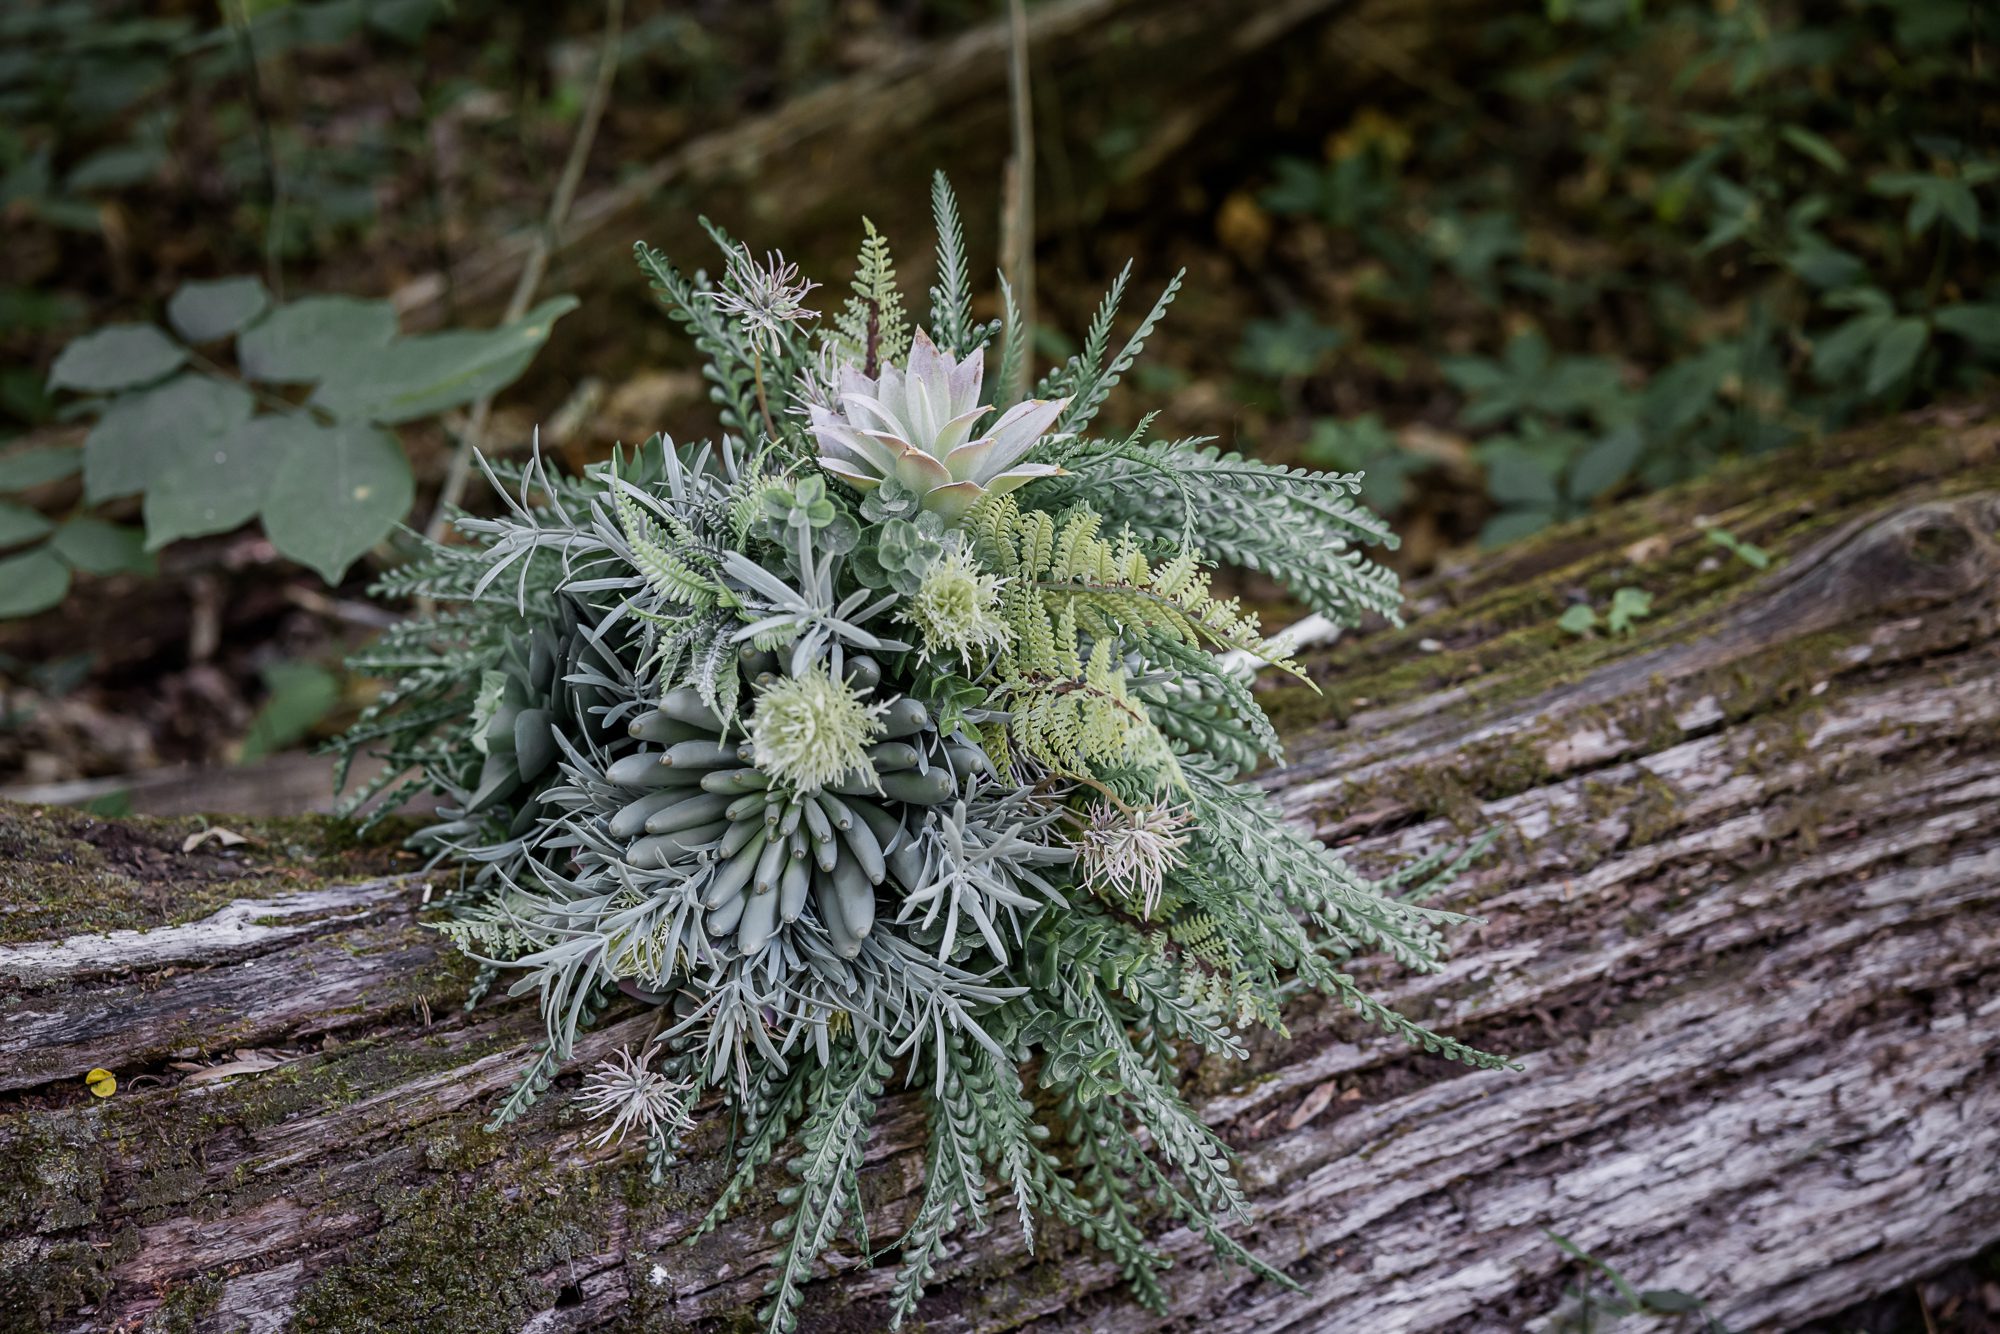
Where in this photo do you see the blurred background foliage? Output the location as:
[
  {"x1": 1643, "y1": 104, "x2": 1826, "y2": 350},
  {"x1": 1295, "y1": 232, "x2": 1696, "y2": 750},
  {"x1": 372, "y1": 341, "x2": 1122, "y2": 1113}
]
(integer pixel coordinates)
[{"x1": 0, "y1": 0, "x2": 1993, "y2": 804}]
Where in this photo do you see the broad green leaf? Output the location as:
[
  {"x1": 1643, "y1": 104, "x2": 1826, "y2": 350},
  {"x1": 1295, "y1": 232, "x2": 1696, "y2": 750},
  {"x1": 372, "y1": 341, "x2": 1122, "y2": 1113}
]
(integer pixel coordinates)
[
  {"x1": 239, "y1": 661, "x2": 341, "y2": 762},
  {"x1": 49, "y1": 516, "x2": 155, "y2": 575},
  {"x1": 310, "y1": 295, "x2": 578, "y2": 424},
  {"x1": 65, "y1": 142, "x2": 167, "y2": 192},
  {"x1": 1821, "y1": 286, "x2": 1893, "y2": 315},
  {"x1": 1702, "y1": 525, "x2": 1771, "y2": 570},
  {"x1": 167, "y1": 276, "x2": 271, "y2": 343},
  {"x1": 0, "y1": 444, "x2": 80, "y2": 490},
  {"x1": 84, "y1": 373, "x2": 254, "y2": 503},
  {"x1": 1557, "y1": 604, "x2": 1597, "y2": 636},
  {"x1": 1643, "y1": 352, "x2": 1729, "y2": 438},
  {"x1": 1934, "y1": 180, "x2": 1979, "y2": 240},
  {"x1": 1567, "y1": 425, "x2": 1643, "y2": 502},
  {"x1": 1864, "y1": 317, "x2": 1928, "y2": 395},
  {"x1": 1783, "y1": 243, "x2": 1864, "y2": 290},
  {"x1": 366, "y1": 0, "x2": 443, "y2": 44},
  {"x1": 48, "y1": 323, "x2": 186, "y2": 393},
  {"x1": 1779, "y1": 125, "x2": 1846, "y2": 173},
  {"x1": 1809, "y1": 312, "x2": 1890, "y2": 383},
  {"x1": 1934, "y1": 303, "x2": 2000, "y2": 352},
  {"x1": 143, "y1": 413, "x2": 297, "y2": 548},
  {"x1": 260, "y1": 420, "x2": 413, "y2": 582},
  {"x1": 1482, "y1": 445, "x2": 1560, "y2": 507},
  {"x1": 1479, "y1": 506, "x2": 1554, "y2": 547},
  {"x1": 0, "y1": 546, "x2": 70, "y2": 618},
  {"x1": 237, "y1": 295, "x2": 398, "y2": 383},
  {"x1": 0, "y1": 499, "x2": 53, "y2": 547},
  {"x1": 1606, "y1": 586, "x2": 1654, "y2": 635}
]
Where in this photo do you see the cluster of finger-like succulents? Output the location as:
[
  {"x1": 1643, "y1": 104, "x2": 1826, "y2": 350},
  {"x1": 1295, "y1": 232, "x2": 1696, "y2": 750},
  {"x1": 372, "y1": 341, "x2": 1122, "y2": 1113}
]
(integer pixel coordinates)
[
  {"x1": 599, "y1": 649, "x2": 988, "y2": 958},
  {"x1": 811, "y1": 329, "x2": 1071, "y2": 523}
]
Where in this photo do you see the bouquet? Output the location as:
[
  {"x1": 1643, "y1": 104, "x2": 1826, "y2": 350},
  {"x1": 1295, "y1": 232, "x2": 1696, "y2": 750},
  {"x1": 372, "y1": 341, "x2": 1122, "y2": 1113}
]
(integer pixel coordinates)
[{"x1": 338, "y1": 174, "x2": 1502, "y2": 1331}]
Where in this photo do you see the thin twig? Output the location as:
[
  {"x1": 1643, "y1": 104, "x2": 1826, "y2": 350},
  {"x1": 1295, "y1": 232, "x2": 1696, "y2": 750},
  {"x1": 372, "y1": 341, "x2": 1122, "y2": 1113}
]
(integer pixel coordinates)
[
  {"x1": 423, "y1": 0, "x2": 625, "y2": 544},
  {"x1": 999, "y1": 0, "x2": 1035, "y2": 404},
  {"x1": 223, "y1": 0, "x2": 285, "y2": 298}
]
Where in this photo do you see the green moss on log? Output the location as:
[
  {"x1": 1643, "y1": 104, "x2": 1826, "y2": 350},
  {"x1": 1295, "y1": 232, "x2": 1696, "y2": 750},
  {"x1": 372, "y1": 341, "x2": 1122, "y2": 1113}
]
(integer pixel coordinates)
[
  {"x1": 0, "y1": 804, "x2": 415, "y2": 945},
  {"x1": 286, "y1": 1159, "x2": 608, "y2": 1334}
]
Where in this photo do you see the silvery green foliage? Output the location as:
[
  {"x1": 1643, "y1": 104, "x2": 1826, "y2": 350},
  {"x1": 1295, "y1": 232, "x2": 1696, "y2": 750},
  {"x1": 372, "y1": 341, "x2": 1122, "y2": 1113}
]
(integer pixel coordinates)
[{"x1": 342, "y1": 174, "x2": 1507, "y2": 1334}]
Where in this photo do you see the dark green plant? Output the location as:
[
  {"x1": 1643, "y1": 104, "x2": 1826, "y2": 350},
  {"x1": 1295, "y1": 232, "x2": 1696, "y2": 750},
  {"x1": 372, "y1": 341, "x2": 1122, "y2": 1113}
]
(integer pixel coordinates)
[{"x1": 1241, "y1": 0, "x2": 1998, "y2": 541}]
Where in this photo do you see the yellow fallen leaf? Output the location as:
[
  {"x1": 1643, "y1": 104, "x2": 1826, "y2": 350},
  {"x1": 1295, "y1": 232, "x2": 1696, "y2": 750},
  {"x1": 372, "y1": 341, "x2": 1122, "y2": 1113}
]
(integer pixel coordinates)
[{"x1": 85, "y1": 1068, "x2": 117, "y2": 1098}]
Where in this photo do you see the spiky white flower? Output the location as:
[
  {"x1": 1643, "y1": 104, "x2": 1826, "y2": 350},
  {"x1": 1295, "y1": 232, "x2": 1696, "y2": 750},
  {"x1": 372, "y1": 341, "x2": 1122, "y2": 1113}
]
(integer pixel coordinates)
[
  {"x1": 704, "y1": 246, "x2": 819, "y2": 352},
  {"x1": 1072, "y1": 800, "x2": 1192, "y2": 919},
  {"x1": 789, "y1": 337, "x2": 849, "y2": 417},
  {"x1": 749, "y1": 665, "x2": 887, "y2": 794},
  {"x1": 576, "y1": 1046, "x2": 693, "y2": 1149},
  {"x1": 811, "y1": 328, "x2": 1071, "y2": 523},
  {"x1": 900, "y1": 545, "x2": 1012, "y2": 669}
]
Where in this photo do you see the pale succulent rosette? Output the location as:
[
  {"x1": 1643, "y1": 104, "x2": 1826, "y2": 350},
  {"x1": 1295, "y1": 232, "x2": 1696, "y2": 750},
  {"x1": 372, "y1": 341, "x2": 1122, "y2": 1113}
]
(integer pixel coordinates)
[
  {"x1": 812, "y1": 327, "x2": 1070, "y2": 521},
  {"x1": 340, "y1": 175, "x2": 1505, "y2": 1334}
]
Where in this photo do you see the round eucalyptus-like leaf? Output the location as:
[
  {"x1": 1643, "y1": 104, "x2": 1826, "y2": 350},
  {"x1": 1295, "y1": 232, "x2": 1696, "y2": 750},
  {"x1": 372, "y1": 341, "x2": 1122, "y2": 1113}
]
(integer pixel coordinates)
[
  {"x1": 49, "y1": 517, "x2": 155, "y2": 576},
  {"x1": 48, "y1": 323, "x2": 186, "y2": 393},
  {"x1": 0, "y1": 546, "x2": 71, "y2": 618},
  {"x1": 238, "y1": 296, "x2": 398, "y2": 384},
  {"x1": 0, "y1": 446, "x2": 82, "y2": 491},
  {"x1": 143, "y1": 414, "x2": 296, "y2": 549},
  {"x1": 0, "y1": 499, "x2": 54, "y2": 548},
  {"x1": 309, "y1": 295, "x2": 578, "y2": 424},
  {"x1": 261, "y1": 420, "x2": 413, "y2": 584},
  {"x1": 167, "y1": 276, "x2": 271, "y2": 344},
  {"x1": 83, "y1": 374, "x2": 255, "y2": 504}
]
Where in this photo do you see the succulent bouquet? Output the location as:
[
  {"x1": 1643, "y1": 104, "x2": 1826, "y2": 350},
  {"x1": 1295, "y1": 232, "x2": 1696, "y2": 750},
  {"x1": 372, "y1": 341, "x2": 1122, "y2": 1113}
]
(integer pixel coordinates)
[{"x1": 339, "y1": 175, "x2": 1501, "y2": 1331}]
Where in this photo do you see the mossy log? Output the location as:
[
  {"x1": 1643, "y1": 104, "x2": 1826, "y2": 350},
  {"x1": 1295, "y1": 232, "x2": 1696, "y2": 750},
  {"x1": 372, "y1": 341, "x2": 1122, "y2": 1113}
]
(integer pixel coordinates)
[{"x1": 4, "y1": 402, "x2": 1999, "y2": 1333}]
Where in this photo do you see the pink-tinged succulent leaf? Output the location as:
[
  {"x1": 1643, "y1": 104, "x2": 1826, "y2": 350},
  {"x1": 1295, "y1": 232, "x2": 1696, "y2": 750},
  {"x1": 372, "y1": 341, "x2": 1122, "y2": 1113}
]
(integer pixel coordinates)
[
  {"x1": 810, "y1": 407, "x2": 901, "y2": 475},
  {"x1": 818, "y1": 457, "x2": 883, "y2": 490},
  {"x1": 932, "y1": 404, "x2": 993, "y2": 459},
  {"x1": 980, "y1": 462, "x2": 1065, "y2": 496},
  {"x1": 922, "y1": 479, "x2": 990, "y2": 523},
  {"x1": 835, "y1": 365, "x2": 876, "y2": 402},
  {"x1": 907, "y1": 330, "x2": 952, "y2": 419},
  {"x1": 891, "y1": 445, "x2": 956, "y2": 495},
  {"x1": 947, "y1": 348, "x2": 983, "y2": 416},
  {"x1": 968, "y1": 397, "x2": 1069, "y2": 480},
  {"x1": 838, "y1": 390, "x2": 907, "y2": 441}
]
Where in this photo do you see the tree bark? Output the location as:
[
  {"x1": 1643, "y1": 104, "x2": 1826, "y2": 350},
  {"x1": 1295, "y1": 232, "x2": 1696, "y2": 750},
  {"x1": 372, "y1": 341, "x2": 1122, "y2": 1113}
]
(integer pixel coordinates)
[{"x1": 3, "y1": 401, "x2": 1998, "y2": 1333}]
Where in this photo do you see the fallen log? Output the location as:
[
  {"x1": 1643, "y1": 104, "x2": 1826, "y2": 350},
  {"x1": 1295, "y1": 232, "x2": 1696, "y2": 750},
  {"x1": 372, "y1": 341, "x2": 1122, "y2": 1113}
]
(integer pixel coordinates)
[
  {"x1": 388, "y1": 0, "x2": 1456, "y2": 327},
  {"x1": 2, "y1": 401, "x2": 1997, "y2": 1332}
]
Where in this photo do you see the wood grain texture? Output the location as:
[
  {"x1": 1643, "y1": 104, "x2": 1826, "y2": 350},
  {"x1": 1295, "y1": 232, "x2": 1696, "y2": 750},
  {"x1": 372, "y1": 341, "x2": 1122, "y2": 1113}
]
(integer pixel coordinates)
[{"x1": 2, "y1": 403, "x2": 1997, "y2": 1333}]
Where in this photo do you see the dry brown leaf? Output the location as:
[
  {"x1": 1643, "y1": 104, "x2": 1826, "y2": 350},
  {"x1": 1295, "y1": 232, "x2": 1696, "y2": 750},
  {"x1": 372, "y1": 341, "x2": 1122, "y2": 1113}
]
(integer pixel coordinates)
[
  {"x1": 182, "y1": 826, "x2": 252, "y2": 853},
  {"x1": 1623, "y1": 534, "x2": 1672, "y2": 564},
  {"x1": 1286, "y1": 1079, "x2": 1341, "y2": 1131},
  {"x1": 181, "y1": 1055, "x2": 288, "y2": 1084}
]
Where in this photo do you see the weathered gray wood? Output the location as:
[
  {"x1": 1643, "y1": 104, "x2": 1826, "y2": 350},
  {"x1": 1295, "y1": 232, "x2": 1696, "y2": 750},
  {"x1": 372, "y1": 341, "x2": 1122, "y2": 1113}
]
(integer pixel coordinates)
[{"x1": 1, "y1": 405, "x2": 1997, "y2": 1332}]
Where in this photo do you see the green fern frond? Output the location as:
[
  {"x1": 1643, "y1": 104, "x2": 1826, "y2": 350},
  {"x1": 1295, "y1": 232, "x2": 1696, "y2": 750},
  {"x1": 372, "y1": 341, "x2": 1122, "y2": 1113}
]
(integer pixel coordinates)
[{"x1": 832, "y1": 218, "x2": 910, "y2": 376}]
